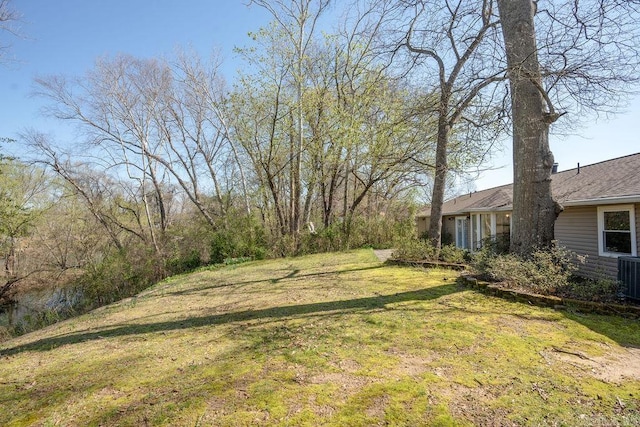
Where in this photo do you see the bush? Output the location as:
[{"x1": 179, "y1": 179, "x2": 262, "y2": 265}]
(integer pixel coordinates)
[
  {"x1": 392, "y1": 237, "x2": 438, "y2": 261},
  {"x1": 210, "y1": 213, "x2": 268, "y2": 263},
  {"x1": 299, "y1": 223, "x2": 342, "y2": 254},
  {"x1": 166, "y1": 249, "x2": 203, "y2": 275},
  {"x1": 392, "y1": 236, "x2": 470, "y2": 264},
  {"x1": 439, "y1": 244, "x2": 468, "y2": 264},
  {"x1": 210, "y1": 232, "x2": 232, "y2": 264},
  {"x1": 473, "y1": 244, "x2": 578, "y2": 295},
  {"x1": 558, "y1": 276, "x2": 623, "y2": 303},
  {"x1": 75, "y1": 246, "x2": 166, "y2": 310},
  {"x1": 478, "y1": 235, "x2": 510, "y2": 255}
]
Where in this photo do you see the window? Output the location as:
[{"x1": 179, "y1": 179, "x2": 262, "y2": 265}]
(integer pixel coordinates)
[
  {"x1": 469, "y1": 212, "x2": 510, "y2": 251},
  {"x1": 471, "y1": 214, "x2": 484, "y2": 250},
  {"x1": 480, "y1": 214, "x2": 492, "y2": 242},
  {"x1": 495, "y1": 212, "x2": 511, "y2": 237},
  {"x1": 597, "y1": 205, "x2": 637, "y2": 257},
  {"x1": 495, "y1": 212, "x2": 511, "y2": 250},
  {"x1": 455, "y1": 216, "x2": 469, "y2": 249}
]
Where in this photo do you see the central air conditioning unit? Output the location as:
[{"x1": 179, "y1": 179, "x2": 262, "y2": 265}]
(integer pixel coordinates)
[{"x1": 618, "y1": 256, "x2": 640, "y2": 300}]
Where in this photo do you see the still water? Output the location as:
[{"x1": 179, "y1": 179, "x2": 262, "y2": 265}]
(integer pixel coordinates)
[{"x1": 0, "y1": 286, "x2": 83, "y2": 330}]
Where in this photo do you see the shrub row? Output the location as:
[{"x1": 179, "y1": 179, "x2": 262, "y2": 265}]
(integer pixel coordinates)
[{"x1": 394, "y1": 236, "x2": 625, "y2": 304}]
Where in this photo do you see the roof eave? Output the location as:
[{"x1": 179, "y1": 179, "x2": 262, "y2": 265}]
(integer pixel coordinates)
[
  {"x1": 465, "y1": 205, "x2": 513, "y2": 213},
  {"x1": 417, "y1": 191, "x2": 640, "y2": 218},
  {"x1": 562, "y1": 195, "x2": 640, "y2": 207}
]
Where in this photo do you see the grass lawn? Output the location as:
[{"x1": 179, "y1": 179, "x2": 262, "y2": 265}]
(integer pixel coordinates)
[{"x1": 1, "y1": 249, "x2": 639, "y2": 426}]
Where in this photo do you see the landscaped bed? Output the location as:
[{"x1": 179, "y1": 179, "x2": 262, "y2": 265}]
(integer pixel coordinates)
[{"x1": 1, "y1": 249, "x2": 639, "y2": 426}]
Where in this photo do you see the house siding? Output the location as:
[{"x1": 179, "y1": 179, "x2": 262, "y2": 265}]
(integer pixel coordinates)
[
  {"x1": 416, "y1": 215, "x2": 429, "y2": 237},
  {"x1": 555, "y1": 204, "x2": 640, "y2": 279},
  {"x1": 414, "y1": 215, "x2": 457, "y2": 245},
  {"x1": 554, "y1": 205, "x2": 613, "y2": 278},
  {"x1": 637, "y1": 203, "x2": 640, "y2": 255}
]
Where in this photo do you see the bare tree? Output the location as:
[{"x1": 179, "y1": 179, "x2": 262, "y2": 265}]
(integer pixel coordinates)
[
  {"x1": 399, "y1": 0, "x2": 508, "y2": 249},
  {"x1": 497, "y1": 0, "x2": 640, "y2": 255},
  {"x1": 33, "y1": 53, "x2": 243, "y2": 237},
  {"x1": 26, "y1": 135, "x2": 144, "y2": 251},
  {"x1": 497, "y1": 0, "x2": 560, "y2": 255},
  {"x1": 0, "y1": 0, "x2": 19, "y2": 62},
  {"x1": 532, "y1": 0, "x2": 640, "y2": 122}
]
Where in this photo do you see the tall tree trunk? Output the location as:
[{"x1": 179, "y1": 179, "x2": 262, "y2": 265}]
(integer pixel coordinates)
[
  {"x1": 427, "y1": 112, "x2": 449, "y2": 249},
  {"x1": 293, "y1": 17, "x2": 304, "y2": 251},
  {"x1": 4, "y1": 236, "x2": 16, "y2": 278},
  {"x1": 229, "y1": 138, "x2": 252, "y2": 216},
  {"x1": 139, "y1": 148, "x2": 160, "y2": 254},
  {"x1": 341, "y1": 150, "x2": 351, "y2": 233},
  {"x1": 289, "y1": 110, "x2": 302, "y2": 248},
  {"x1": 497, "y1": 0, "x2": 562, "y2": 256}
]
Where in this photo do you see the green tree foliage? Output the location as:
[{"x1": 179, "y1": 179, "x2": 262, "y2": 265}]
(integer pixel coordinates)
[
  {"x1": 233, "y1": 10, "x2": 434, "y2": 252},
  {"x1": 0, "y1": 159, "x2": 51, "y2": 302},
  {"x1": 0, "y1": 161, "x2": 49, "y2": 271}
]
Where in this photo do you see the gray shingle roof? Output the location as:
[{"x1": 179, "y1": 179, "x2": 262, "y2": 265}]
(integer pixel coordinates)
[
  {"x1": 551, "y1": 152, "x2": 640, "y2": 203},
  {"x1": 418, "y1": 152, "x2": 640, "y2": 217}
]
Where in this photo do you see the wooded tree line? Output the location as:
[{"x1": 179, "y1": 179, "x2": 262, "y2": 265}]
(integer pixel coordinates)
[{"x1": 1, "y1": 0, "x2": 639, "y2": 309}]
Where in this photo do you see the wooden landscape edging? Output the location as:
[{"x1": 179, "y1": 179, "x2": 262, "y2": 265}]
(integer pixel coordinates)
[
  {"x1": 385, "y1": 259, "x2": 467, "y2": 271},
  {"x1": 461, "y1": 274, "x2": 640, "y2": 319},
  {"x1": 387, "y1": 259, "x2": 640, "y2": 319}
]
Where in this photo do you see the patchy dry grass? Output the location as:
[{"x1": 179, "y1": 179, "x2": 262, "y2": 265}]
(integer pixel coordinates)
[{"x1": 1, "y1": 249, "x2": 639, "y2": 426}]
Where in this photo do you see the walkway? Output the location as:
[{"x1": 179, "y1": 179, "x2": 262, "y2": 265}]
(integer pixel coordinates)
[{"x1": 373, "y1": 249, "x2": 394, "y2": 262}]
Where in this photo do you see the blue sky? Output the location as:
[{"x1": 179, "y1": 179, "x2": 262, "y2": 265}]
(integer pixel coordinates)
[
  {"x1": 1, "y1": 0, "x2": 639, "y2": 191},
  {"x1": 475, "y1": 94, "x2": 640, "y2": 190},
  {"x1": 1, "y1": 1, "x2": 273, "y2": 155}
]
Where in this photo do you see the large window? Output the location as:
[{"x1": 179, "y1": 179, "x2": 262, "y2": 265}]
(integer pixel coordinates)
[
  {"x1": 597, "y1": 205, "x2": 637, "y2": 257},
  {"x1": 470, "y1": 212, "x2": 510, "y2": 251},
  {"x1": 495, "y1": 212, "x2": 511, "y2": 250}
]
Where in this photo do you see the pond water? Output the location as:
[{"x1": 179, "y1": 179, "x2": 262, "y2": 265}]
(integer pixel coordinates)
[{"x1": 0, "y1": 286, "x2": 83, "y2": 330}]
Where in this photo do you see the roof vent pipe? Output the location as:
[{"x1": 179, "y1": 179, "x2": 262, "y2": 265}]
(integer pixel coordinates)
[
  {"x1": 577, "y1": 163, "x2": 580, "y2": 174},
  {"x1": 552, "y1": 163, "x2": 558, "y2": 174}
]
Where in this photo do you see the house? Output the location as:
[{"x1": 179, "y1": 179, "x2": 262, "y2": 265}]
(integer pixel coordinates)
[{"x1": 416, "y1": 152, "x2": 640, "y2": 279}]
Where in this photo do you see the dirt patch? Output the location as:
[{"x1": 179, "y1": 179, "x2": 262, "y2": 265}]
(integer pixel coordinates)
[
  {"x1": 451, "y1": 397, "x2": 517, "y2": 427},
  {"x1": 545, "y1": 345, "x2": 640, "y2": 383},
  {"x1": 438, "y1": 383, "x2": 518, "y2": 427},
  {"x1": 385, "y1": 348, "x2": 435, "y2": 377},
  {"x1": 89, "y1": 386, "x2": 127, "y2": 403},
  {"x1": 595, "y1": 347, "x2": 640, "y2": 383},
  {"x1": 336, "y1": 358, "x2": 361, "y2": 373},
  {"x1": 394, "y1": 354, "x2": 432, "y2": 377},
  {"x1": 365, "y1": 394, "x2": 390, "y2": 418},
  {"x1": 309, "y1": 372, "x2": 374, "y2": 392}
]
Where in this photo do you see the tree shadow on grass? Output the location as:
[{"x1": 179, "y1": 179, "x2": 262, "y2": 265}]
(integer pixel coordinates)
[
  {"x1": 561, "y1": 311, "x2": 640, "y2": 348},
  {"x1": 458, "y1": 281, "x2": 640, "y2": 347},
  {"x1": 0, "y1": 283, "x2": 461, "y2": 356},
  {"x1": 161, "y1": 264, "x2": 388, "y2": 297}
]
